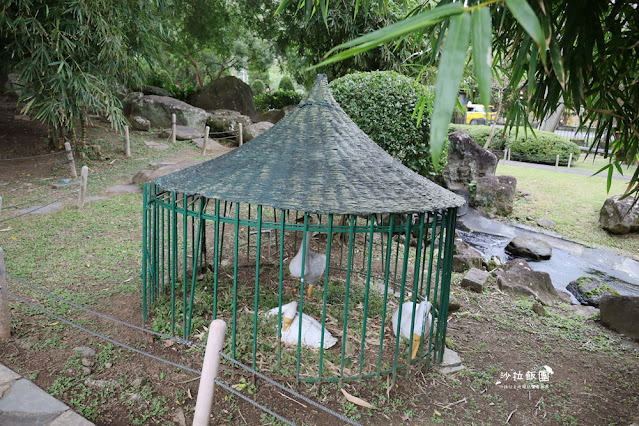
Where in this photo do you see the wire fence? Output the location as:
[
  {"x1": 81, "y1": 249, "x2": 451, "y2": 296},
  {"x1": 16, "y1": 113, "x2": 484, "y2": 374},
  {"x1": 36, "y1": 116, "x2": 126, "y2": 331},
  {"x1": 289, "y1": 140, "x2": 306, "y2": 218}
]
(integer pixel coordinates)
[
  {"x1": 0, "y1": 150, "x2": 67, "y2": 162},
  {"x1": 0, "y1": 188, "x2": 79, "y2": 224},
  {"x1": 492, "y1": 149, "x2": 576, "y2": 167},
  {"x1": 0, "y1": 267, "x2": 362, "y2": 425}
]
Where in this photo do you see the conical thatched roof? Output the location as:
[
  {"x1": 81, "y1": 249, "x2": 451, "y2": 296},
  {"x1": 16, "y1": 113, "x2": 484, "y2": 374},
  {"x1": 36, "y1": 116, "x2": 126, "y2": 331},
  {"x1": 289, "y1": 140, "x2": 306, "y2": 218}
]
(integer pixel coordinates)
[{"x1": 154, "y1": 75, "x2": 464, "y2": 215}]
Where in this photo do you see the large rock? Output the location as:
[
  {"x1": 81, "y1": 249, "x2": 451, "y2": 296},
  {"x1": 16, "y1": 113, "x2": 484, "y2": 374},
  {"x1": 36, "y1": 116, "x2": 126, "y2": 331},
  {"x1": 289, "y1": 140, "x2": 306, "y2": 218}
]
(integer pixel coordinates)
[
  {"x1": 442, "y1": 131, "x2": 498, "y2": 194},
  {"x1": 505, "y1": 235, "x2": 552, "y2": 261},
  {"x1": 471, "y1": 175, "x2": 517, "y2": 217},
  {"x1": 130, "y1": 116, "x2": 150, "y2": 131},
  {"x1": 160, "y1": 125, "x2": 203, "y2": 140},
  {"x1": 251, "y1": 109, "x2": 286, "y2": 124},
  {"x1": 599, "y1": 295, "x2": 639, "y2": 340},
  {"x1": 207, "y1": 109, "x2": 251, "y2": 145},
  {"x1": 461, "y1": 268, "x2": 489, "y2": 293},
  {"x1": 142, "y1": 85, "x2": 172, "y2": 97},
  {"x1": 495, "y1": 259, "x2": 561, "y2": 306},
  {"x1": 188, "y1": 76, "x2": 255, "y2": 116},
  {"x1": 130, "y1": 95, "x2": 208, "y2": 130},
  {"x1": 452, "y1": 239, "x2": 484, "y2": 272},
  {"x1": 246, "y1": 122, "x2": 274, "y2": 141},
  {"x1": 566, "y1": 276, "x2": 620, "y2": 307},
  {"x1": 599, "y1": 195, "x2": 639, "y2": 234}
]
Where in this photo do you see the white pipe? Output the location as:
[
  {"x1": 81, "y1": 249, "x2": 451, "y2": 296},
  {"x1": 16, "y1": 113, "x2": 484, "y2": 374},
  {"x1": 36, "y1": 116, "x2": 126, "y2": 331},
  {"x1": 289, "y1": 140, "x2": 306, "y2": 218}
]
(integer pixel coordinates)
[{"x1": 193, "y1": 319, "x2": 227, "y2": 426}]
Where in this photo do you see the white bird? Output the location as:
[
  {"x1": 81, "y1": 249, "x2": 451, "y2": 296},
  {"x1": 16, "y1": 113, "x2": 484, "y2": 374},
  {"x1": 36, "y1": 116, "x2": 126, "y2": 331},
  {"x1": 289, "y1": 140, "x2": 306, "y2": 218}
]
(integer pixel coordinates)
[
  {"x1": 266, "y1": 301, "x2": 337, "y2": 349},
  {"x1": 391, "y1": 300, "x2": 433, "y2": 360},
  {"x1": 289, "y1": 231, "x2": 326, "y2": 297}
]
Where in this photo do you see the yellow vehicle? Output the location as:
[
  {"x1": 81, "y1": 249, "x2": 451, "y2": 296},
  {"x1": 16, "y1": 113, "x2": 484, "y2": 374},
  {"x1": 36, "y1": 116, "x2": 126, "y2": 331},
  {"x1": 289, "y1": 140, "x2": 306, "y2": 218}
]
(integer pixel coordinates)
[{"x1": 466, "y1": 102, "x2": 497, "y2": 125}]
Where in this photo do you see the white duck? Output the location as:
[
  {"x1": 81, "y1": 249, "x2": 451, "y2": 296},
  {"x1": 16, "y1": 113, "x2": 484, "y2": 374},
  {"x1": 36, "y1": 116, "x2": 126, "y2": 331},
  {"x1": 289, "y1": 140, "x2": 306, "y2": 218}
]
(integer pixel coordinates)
[
  {"x1": 266, "y1": 301, "x2": 337, "y2": 349},
  {"x1": 391, "y1": 300, "x2": 433, "y2": 360},
  {"x1": 289, "y1": 230, "x2": 326, "y2": 297}
]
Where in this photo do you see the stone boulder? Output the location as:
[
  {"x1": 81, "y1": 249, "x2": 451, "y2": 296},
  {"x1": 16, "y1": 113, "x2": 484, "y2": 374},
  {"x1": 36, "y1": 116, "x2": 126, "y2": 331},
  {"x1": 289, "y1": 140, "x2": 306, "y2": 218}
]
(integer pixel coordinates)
[
  {"x1": 495, "y1": 259, "x2": 561, "y2": 306},
  {"x1": 566, "y1": 276, "x2": 620, "y2": 307},
  {"x1": 130, "y1": 116, "x2": 150, "y2": 131},
  {"x1": 251, "y1": 109, "x2": 286, "y2": 124},
  {"x1": 130, "y1": 95, "x2": 208, "y2": 130},
  {"x1": 452, "y1": 239, "x2": 484, "y2": 272},
  {"x1": 599, "y1": 195, "x2": 639, "y2": 234},
  {"x1": 188, "y1": 76, "x2": 255, "y2": 116},
  {"x1": 461, "y1": 268, "x2": 489, "y2": 293},
  {"x1": 160, "y1": 125, "x2": 203, "y2": 140},
  {"x1": 442, "y1": 131, "x2": 498, "y2": 194},
  {"x1": 142, "y1": 85, "x2": 172, "y2": 97},
  {"x1": 122, "y1": 91, "x2": 144, "y2": 117},
  {"x1": 207, "y1": 109, "x2": 251, "y2": 145},
  {"x1": 471, "y1": 175, "x2": 517, "y2": 217},
  {"x1": 505, "y1": 235, "x2": 552, "y2": 261},
  {"x1": 246, "y1": 122, "x2": 274, "y2": 141},
  {"x1": 599, "y1": 295, "x2": 639, "y2": 340},
  {"x1": 132, "y1": 160, "x2": 202, "y2": 184}
]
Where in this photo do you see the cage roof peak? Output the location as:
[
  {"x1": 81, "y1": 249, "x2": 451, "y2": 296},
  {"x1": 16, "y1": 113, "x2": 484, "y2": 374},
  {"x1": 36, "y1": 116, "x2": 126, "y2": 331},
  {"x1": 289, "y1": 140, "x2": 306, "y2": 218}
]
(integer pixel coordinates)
[{"x1": 154, "y1": 74, "x2": 464, "y2": 214}]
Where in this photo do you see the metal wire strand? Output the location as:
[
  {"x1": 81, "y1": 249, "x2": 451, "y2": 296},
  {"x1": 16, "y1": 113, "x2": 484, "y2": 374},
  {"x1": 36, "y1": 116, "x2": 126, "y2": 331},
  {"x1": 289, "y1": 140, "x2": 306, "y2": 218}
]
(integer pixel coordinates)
[
  {"x1": 0, "y1": 150, "x2": 67, "y2": 161},
  {"x1": 2, "y1": 186, "x2": 78, "y2": 210},
  {"x1": 0, "y1": 190, "x2": 79, "y2": 224}
]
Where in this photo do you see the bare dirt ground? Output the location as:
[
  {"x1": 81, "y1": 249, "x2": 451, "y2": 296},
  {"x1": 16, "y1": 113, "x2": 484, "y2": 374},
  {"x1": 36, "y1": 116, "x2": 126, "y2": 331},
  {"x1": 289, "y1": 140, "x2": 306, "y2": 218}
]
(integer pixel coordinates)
[{"x1": 0, "y1": 101, "x2": 637, "y2": 425}]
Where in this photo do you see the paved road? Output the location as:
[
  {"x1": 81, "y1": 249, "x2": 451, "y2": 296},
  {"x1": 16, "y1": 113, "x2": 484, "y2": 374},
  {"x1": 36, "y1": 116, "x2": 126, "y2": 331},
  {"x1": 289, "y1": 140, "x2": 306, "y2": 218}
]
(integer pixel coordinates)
[
  {"x1": 0, "y1": 363, "x2": 92, "y2": 425},
  {"x1": 499, "y1": 159, "x2": 630, "y2": 181}
]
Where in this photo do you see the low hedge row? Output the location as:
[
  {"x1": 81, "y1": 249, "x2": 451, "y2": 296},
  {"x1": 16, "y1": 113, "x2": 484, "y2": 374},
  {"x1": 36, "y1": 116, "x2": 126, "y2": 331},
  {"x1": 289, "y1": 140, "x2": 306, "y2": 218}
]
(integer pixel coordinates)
[{"x1": 449, "y1": 124, "x2": 581, "y2": 166}]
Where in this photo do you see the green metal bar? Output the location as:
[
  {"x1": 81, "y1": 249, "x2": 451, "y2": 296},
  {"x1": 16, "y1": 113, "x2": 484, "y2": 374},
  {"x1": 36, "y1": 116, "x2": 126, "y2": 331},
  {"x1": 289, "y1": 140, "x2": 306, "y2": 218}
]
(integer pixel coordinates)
[
  {"x1": 186, "y1": 197, "x2": 205, "y2": 337},
  {"x1": 431, "y1": 211, "x2": 446, "y2": 364},
  {"x1": 358, "y1": 214, "x2": 375, "y2": 377},
  {"x1": 153, "y1": 186, "x2": 159, "y2": 303},
  {"x1": 295, "y1": 213, "x2": 309, "y2": 382},
  {"x1": 424, "y1": 213, "x2": 439, "y2": 307},
  {"x1": 141, "y1": 183, "x2": 148, "y2": 322},
  {"x1": 361, "y1": 215, "x2": 368, "y2": 271},
  {"x1": 406, "y1": 213, "x2": 426, "y2": 374},
  {"x1": 437, "y1": 210, "x2": 457, "y2": 364},
  {"x1": 182, "y1": 193, "x2": 188, "y2": 339},
  {"x1": 418, "y1": 214, "x2": 431, "y2": 298},
  {"x1": 339, "y1": 215, "x2": 356, "y2": 381},
  {"x1": 247, "y1": 204, "x2": 251, "y2": 262},
  {"x1": 393, "y1": 221, "x2": 401, "y2": 288},
  {"x1": 391, "y1": 216, "x2": 412, "y2": 383},
  {"x1": 318, "y1": 214, "x2": 333, "y2": 383},
  {"x1": 276, "y1": 209, "x2": 286, "y2": 373},
  {"x1": 219, "y1": 201, "x2": 228, "y2": 263},
  {"x1": 212, "y1": 199, "x2": 221, "y2": 319},
  {"x1": 231, "y1": 203, "x2": 240, "y2": 358},
  {"x1": 376, "y1": 214, "x2": 395, "y2": 379},
  {"x1": 252, "y1": 205, "x2": 263, "y2": 371},
  {"x1": 161, "y1": 192, "x2": 165, "y2": 294},
  {"x1": 171, "y1": 191, "x2": 177, "y2": 335}
]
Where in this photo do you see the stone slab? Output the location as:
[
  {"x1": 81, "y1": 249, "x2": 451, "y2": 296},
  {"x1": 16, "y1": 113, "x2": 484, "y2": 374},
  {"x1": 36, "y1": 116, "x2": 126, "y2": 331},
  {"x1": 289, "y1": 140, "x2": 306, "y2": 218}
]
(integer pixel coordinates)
[
  {"x1": 84, "y1": 196, "x2": 109, "y2": 204},
  {"x1": 0, "y1": 411, "x2": 60, "y2": 425},
  {"x1": 16, "y1": 202, "x2": 64, "y2": 215},
  {"x1": 49, "y1": 409, "x2": 94, "y2": 426},
  {"x1": 148, "y1": 161, "x2": 177, "y2": 168},
  {"x1": 144, "y1": 141, "x2": 169, "y2": 151},
  {"x1": 440, "y1": 365, "x2": 466, "y2": 375},
  {"x1": 50, "y1": 181, "x2": 80, "y2": 189},
  {"x1": 0, "y1": 364, "x2": 21, "y2": 386},
  {"x1": 461, "y1": 267, "x2": 489, "y2": 293},
  {"x1": 0, "y1": 379, "x2": 68, "y2": 413},
  {"x1": 440, "y1": 348, "x2": 462, "y2": 368},
  {"x1": 105, "y1": 184, "x2": 141, "y2": 194}
]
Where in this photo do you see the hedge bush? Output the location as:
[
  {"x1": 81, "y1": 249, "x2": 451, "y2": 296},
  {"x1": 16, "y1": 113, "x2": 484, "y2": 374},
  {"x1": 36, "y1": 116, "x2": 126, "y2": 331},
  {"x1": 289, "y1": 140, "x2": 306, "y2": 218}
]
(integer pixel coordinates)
[
  {"x1": 255, "y1": 90, "x2": 303, "y2": 110},
  {"x1": 251, "y1": 79, "x2": 266, "y2": 95},
  {"x1": 331, "y1": 71, "x2": 442, "y2": 177},
  {"x1": 449, "y1": 124, "x2": 581, "y2": 166},
  {"x1": 278, "y1": 75, "x2": 295, "y2": 92}
]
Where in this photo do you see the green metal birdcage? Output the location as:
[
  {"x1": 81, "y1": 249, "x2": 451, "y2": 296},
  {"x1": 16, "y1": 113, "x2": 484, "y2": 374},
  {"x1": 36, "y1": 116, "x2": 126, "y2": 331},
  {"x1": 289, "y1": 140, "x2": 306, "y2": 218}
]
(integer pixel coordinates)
[{"x1": 141, "y1": 75, "x2": 464, "y2": 383}]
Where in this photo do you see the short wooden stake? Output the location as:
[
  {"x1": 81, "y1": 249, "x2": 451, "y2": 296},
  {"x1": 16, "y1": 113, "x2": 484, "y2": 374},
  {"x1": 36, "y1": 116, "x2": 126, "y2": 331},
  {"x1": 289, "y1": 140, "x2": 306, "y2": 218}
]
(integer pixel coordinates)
[
  {"x1": 568, "y1": 152, "x2": 573, "y2": 168},
  {"x1": 555, "y1": 154, "x2": 560, "y2": 170},
  {"x1": 125, "y1": 126, "x2": 131, "y2": 158},
  {"x1": 507, "y1": 148, "x2": 511, "y2": 162},
  {"x1": 78, "y1": 166, "x2": 88, "y2": 209},
  {"x1": 0, "y1": 247, "x2": 11, "y2": 339},
  {"x1": 64, "y1": 142, "x2": 78, "y2": 179},
  {"x1": 201, "y1": 126, "x2": 210, "y2": 156},
  {"x1": 193, "y1": 319, "x2": 227, "y2": 426},
  {"x1": 238, "y1": 123, "x2": 243, "y2": 146},
  {"x1": 171, "y1": 114, "x2": 177, "y2": 144},
  {"x1": 0, "y1": 196, "x2": 3, "y2": 216}
]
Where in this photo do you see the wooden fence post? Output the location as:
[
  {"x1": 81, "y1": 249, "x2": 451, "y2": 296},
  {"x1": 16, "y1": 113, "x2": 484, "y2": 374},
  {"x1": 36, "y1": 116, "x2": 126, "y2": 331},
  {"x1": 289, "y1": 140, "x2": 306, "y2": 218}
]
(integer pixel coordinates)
[
  {"x1": 201, "y1": 126, "x2": 210, "y2": 156},
  {"x1": 0, "y1": 247, "x2": 11, "y2": 339},
  {"x1": 567, "y1": 152, "x2": 573, "y2": 169},
  {"x1": 0, "y1": 196, "x2": 3, "y2": 216},
  {"x1": 238, "y1": 123, "x2": 243, "y2": 146},
  {"x1": 503, "y1": 149, "x2": 508, "y2": 164},
  {"x1": 171, "y1": 114, "x2": 177, "y2": 144},
  {"x1": 64, "y1": 142, "x2": 78, "y2": 179},
  {"x1": 193, "y1": 319, "x2": 227, "y2": 426},
  {"x1": 125, "y1": 126, "x2": 131, "y2": 158},
  {"x1": 555, "y1": 154, "x2": 560, "y2": 171},
  {"x1": 78, "y1": 166, "x2": 88, "y2": 209},
  {"x1": 507, "y1": 148, "x2": 511, "y2": 162}
]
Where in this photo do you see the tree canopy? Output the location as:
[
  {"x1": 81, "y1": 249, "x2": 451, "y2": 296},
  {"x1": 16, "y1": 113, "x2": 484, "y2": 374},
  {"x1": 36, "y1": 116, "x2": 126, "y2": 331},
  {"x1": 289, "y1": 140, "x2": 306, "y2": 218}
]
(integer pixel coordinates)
[{"x1": 279, "y1": 0, "x2": 639, "y2": 195}]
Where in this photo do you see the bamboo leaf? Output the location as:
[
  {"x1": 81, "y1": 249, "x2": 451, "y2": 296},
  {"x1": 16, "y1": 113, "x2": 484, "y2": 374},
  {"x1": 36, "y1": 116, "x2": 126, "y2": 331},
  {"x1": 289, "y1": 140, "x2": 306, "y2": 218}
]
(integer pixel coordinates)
[
  {"x1": 341, "y1": 388, "x2": 373, "y2": 409},
  {"x1": 430, "y1": 12, "x2": 471, "y2": 168},
  {"x1": 549, "y1": 38, "x2": 566, "y2": 89},
  {"x1": 528, "y1": 43, "x2": 538, "y2": 100},
  {"x1": 505, "y1": 0, "x2": 545, "y2": 51},
  {"x1": 471, "y1": 6, "x2": 492, "y2": 107}
]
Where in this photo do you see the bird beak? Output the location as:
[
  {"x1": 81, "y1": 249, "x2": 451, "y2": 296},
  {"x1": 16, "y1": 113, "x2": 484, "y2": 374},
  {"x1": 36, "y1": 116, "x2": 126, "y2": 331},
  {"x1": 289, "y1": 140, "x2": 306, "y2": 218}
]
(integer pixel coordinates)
[
  {"x1": 283, "y1": 316, "x2": 293, "y2": 331},
  {"x1": 308, "y1": 285, "x2": 314, "y2": 297},
  {"x1": 411, "y1": 334, "x2": 421, "y2": 360}
]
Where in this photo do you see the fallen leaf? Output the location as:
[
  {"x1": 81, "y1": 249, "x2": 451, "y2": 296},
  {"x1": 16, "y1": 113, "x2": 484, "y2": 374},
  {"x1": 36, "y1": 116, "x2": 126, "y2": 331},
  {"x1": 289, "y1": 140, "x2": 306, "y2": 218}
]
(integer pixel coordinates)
[
  {"x1": 48, "y1": 322, "x2": 58, "y2": 326},
  {"x1": 122, "y1": 277, "x2": 133, "y2": 283},
  {"x1": 341, "y1": 388, "x2": 373, "y2": 409},
  {"x1": 163, "y1": 339, "x2": 175, "y2": 348},
  {"x1": 232, "y1": 382, "x2": 248, "y2": 391},
  {"x1": 401, "y1": 412, "x2": 410, "y2": 421},
  {"x1": 186, "y1": 388, "x2": 193, "y2": 399},
  {"x1": 434, "y1": 410, "x2": 442, "y2": 416},
  {"x1": 11, "y1": 237, "x2": 17, "y2": 240},
  {"x1": 0, "y1": 227, "x2": 11, "y2": 232}
]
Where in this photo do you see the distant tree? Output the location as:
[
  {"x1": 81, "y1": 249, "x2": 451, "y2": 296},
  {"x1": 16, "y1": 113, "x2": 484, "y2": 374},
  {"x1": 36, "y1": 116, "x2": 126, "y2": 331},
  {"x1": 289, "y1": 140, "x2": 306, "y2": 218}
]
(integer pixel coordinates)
[
  {"x1": 251, "y1": 79, "x2": 267, "y2": 95},
  {"x1": 278, "y1": 76, "x2": 295, "y2": 91}
]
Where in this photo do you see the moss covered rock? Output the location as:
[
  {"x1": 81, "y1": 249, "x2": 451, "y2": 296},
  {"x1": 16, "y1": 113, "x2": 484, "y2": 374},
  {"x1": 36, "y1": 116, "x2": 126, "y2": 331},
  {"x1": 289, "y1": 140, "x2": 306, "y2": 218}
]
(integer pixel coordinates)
[{"x1": 567, "y1": 276, "x2": 620, "y2": 307}]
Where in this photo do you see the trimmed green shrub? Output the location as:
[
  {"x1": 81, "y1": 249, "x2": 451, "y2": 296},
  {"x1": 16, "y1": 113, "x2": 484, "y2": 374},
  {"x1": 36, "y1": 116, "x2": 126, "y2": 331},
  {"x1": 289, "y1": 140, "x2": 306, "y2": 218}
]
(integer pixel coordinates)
[
  {"x1": 331, "y1": 71, "x2": 442, "y2": 177},
  {"x1": 251, "y1": 79, "x2": 266, "y2": 95},
  {"x1": 255, "y1": 90, "x2": 303, "y2": 110},
  {"x1": 278, "y1": 75, "x2": 295, "y2": 92},
  {"x1": 449, "y1": 124, "x2": 581, "y2": 166}
]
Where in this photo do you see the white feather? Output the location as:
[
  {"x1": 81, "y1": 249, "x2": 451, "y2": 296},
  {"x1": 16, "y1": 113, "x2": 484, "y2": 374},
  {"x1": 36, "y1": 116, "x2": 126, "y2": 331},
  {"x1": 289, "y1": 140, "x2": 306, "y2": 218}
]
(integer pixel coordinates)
[
  {"x1": 289, "y1": 234, "x2": 326, "y2": 287},
  {"x1": 391, "y1": 300, "x2": 433, "y2": 339}
]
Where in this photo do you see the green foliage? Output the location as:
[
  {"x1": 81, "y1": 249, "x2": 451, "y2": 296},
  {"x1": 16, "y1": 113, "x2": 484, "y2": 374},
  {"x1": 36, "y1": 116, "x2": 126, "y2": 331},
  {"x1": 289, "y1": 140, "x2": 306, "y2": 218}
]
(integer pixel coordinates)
[
  {"x1": 450, "y1": 124, "x2": 581, "y2": 166},
  {"x1": 331, "y1": 71, "x2": 443, "y2": 177},
  {"x1": 146, "y1": 72, "x2": 197, "y2": 101},
  {"x1": 255, "y1": 90, "x2": 302, "y2": 110},
  {"x1": 251, "y1": 79, "x2": 267, "y2": 95},
  {"x1": 278, "y1": 76, "x2": 295, "y2": 91}
]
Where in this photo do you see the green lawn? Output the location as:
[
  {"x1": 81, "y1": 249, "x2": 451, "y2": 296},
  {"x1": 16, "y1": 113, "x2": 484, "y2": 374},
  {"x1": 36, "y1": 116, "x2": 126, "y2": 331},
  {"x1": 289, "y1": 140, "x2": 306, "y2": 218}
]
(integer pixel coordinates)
[
  {"x1": 570, "y1": 152, "x2": 638, "y2": 177},
  {"x1": 497, "y1": 164, "x2": 639, "y2": 257}
]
